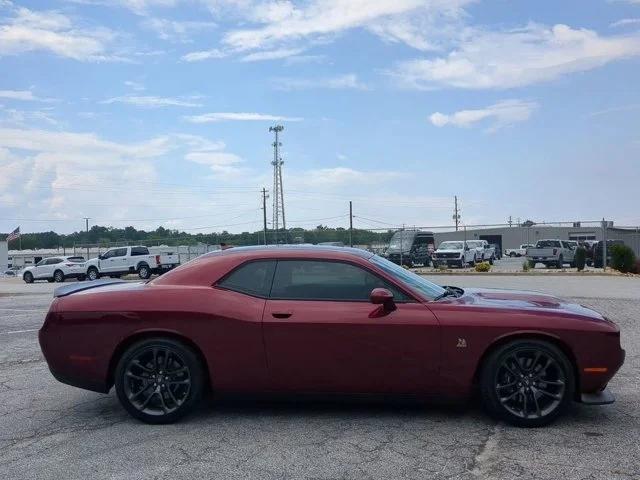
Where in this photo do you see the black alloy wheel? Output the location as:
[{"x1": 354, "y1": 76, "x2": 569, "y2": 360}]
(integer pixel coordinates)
[
  {"x1": 115, "y1": 338, "x2": 204, "y2": 424},
  {"x1": 480, "y1": 340, "x2": 574, "y2": 427}
]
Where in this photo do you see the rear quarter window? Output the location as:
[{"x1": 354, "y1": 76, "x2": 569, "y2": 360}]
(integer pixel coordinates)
[{"x1": 217, "y1": 260, "x2": 276, "y2": 298}]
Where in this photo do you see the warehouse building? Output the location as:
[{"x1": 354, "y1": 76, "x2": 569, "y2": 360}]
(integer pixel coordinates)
[{"x1": 434, "y1": 224, "x2": 640, "y2": 256}]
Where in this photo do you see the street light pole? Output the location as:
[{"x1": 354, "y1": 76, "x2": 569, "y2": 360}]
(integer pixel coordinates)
[{"x1": 84, "y1": 217, "x2": 90, "y2": 259}]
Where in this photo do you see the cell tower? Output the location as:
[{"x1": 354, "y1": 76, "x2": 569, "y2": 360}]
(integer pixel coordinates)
[{"x1": 269, "y1": 125, "x2": 286, "y2": 243}]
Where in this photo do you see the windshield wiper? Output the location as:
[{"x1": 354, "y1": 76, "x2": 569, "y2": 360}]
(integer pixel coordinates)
[{"x1": 433, "y1": 286, "x2": 459, "y2": 301}]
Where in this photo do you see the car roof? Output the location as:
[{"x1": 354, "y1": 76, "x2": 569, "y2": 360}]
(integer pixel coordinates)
[{"x1": 201, "y1": 244, "x2": 374, "y2": 260}]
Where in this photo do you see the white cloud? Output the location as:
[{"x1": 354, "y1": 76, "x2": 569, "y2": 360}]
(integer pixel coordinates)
[
  {"x1": 101, "y1": 95, "x2": 203, "y2": 108},
  {"x1": 429, "y1": 99, "x2": 537, "y2": 131},
  {"x1": 184, "y1": 112, "x2": 303, "y2": 123},
  {"x1": 181, "y1": 48, "x2": 227, "y2": 62},
  {"x1": 610, "y1": 18, "x2": 640, "y2": 28},
  {"x1": 240, "y1": 47, "x2": 305, "y2": 62},
  {"x1": 0, "y1": 90, "x2": 47, "y2": 101},
  {"x1": 274, "y1": 73, "x2": 369, "y2": 90},
  {"x1": 124, "y1": 80, "x2": 145, "y2": 91},
  {"x1": 141, "y1": 17, "x2": 216, "y2": 42},
  {"x1": 0, "y1": 7, "x2": 118, "y2": 61},
  {"x1": 220, "y1": 0, "x2": 472, "y2": 51},
  {"x1": 390, "y1": 23, "x2": 640, "y2": 89}
]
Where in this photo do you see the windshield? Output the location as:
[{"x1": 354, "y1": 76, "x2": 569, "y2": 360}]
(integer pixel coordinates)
[
  {"x1": 388, "y1": 231, "x2": 416, "y2": 250},
  {"x1": 438, "y1": 242, "x2": 464, "y2": 250},
  {"x1": 370, "y1": 255, "x2": 445, "y2": 300}
]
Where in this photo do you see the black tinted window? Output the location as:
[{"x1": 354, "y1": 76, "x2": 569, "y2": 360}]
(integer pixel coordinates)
[
  {"x1": 270, "y1": 260, "x2": 410, "y2": 302},
  {"x1": 218, "y1": 261, "x2": 276, "y2": 298},
  {"x1": 131, "y1": 247, "x2": 149, "y2": 256},
  {"x1": 113, "y1": 248, "x2": 128, "y2": 257}
]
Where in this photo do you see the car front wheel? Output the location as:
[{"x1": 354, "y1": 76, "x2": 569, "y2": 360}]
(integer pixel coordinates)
[
  {"x1": 23, "y1": 272, "x2": 34, "y2": 284},
  {"x1": 87, "y1": 267, "x2": 99, "y2": 281},
  {"x1": 480, "y1": 340, "x2": 574, "y2": 427},
  {"x1": 115, "y1": 338, "x2": 205, "y2": 424}
]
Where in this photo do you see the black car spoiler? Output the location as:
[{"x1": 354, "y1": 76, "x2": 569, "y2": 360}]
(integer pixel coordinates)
[{"x1": 54, "y1": 279, "x2": 129, "y2": 298}]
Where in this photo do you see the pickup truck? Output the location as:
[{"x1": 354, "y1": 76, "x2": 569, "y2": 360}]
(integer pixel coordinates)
[
  {"x1": 84, "y1": 246, "x2": 180, "y2": 280},
  {"x1": 504, "y1": 244, "x2": 535, "y2": 257},
  {"x1": 466, "y1": 240, "x2": 495, "y2": 264},
  {"x1": 526, "y1": 240, "x2": 576, "y2": 269},
  {"x1": 431, "y1": 241, "x2": 476, "y2": 268}
]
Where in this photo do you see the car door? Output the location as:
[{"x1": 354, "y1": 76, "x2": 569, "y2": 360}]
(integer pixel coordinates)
[
  {"x1": 111, "y1": 247, "x2": 129, "y2": 273},
  {"x1": 99, "y1": 249, "x2": 117, "y2": 273},
  {"x1": 262, "y1": 259, "x2": 441, "y2": 395},
  {"x1": 31, "y1": 259, "x2": 47, "y2": 279}
]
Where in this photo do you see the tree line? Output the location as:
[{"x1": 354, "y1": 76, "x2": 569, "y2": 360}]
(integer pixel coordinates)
[{"x1": 4, "y1": 225, "x2": 397, "y2": 250}]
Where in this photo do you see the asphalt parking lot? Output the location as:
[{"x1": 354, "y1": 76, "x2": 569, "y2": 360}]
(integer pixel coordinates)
[{"x1": 0, "y1": 274, "x2": 638, "y2": 480}]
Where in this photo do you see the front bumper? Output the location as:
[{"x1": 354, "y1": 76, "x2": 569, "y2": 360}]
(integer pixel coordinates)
[{"x1": 580, "y1": 389, "x2": 615, "y2": 405}]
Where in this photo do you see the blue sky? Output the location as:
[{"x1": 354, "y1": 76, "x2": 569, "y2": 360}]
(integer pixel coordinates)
[{"x1": 1, "y1": 0, "x2": 640, "y2": 235}]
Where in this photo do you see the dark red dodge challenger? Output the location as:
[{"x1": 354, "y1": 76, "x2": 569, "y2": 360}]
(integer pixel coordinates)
[{"x1": 39, "y1": 246, "x2": 625, "y2": 427}]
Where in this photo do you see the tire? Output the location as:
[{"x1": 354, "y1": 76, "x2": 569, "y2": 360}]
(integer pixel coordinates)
[
  {"x1": 87, "y1": 267, "x2": 100, "y2": 281},
  {"x1": 138, "y1": 263, "x2": 151, "y2": 280},
  {"x1": 53, "y1": 270, "x2": 65, "y2": 283},
  {"x1": 23, "y1": 272, "x2": 34, "y2": 284},
  {"x1": 557, "y1": 256, "x2": 563, "y2": 269},
  {"x1": 459, "y1": 259, "x2": 465, "y2": 268},
  {"x1": 480, "y1": 339, "x2": 575, "y2": 427},
  {"x1": 510, "y1": 252, "x2": 517, "y2": 257},
  {"x1": 114, "y1": 337, "x2": 205, "y2": 424},
  {"x1": 432, "y1": 261, "x2": 439, "y2": 269},
  {"x1": 489, "y1": 256, "x2": 494, "y2": 266}
]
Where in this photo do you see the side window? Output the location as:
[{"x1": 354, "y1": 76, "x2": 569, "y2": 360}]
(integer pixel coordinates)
[
  {"x1": 217, "y1": 260, "x2": 276, "y2": 298},
  {"x1": 113, "y1": 248, "x2": 128, "y2": 257},
  {"x1": 131, "y1": 247, "x2": 149, "y2": 256},
  {"x1": 46, "y1": 258, "x2": 61, "y2": 265},
  {"x1": 102, "y1": 250, "x2": 115, "y2": 259},
  {"x1": 270, "y1": 260, "x2": 411, "y2": 302}
]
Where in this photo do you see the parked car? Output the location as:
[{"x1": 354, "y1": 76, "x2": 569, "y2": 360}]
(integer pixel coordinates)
[
  {"x1": 504, "y1": 244, "x2": 535, "y2": 257},
  {"x1": 593, "y1": 240, "x2": 625, "y2": 268},
  {"x1": 84, "y1": 246, "x2": 180, "y2": 280},
  {"x1": 22, "y1": 256, "x2": 86, "y2": 283},
  {"x1": 526, "y1": 240, "x2": 576, "y2": 269},
  {"x1": 40, "y1": 245, "x2": 625, "y2": 427},
  {"x1": 490, "y1": 243, "x2": 502, "y2": 260},
  {"x1": 386, "y1": 230, "x2": 435, "y2": 267},
  {"x1": 432, "y1": 241, "x2": 476, "y2": 268},
  {"x1": 466, "y1": 240, "x2": 495, "y2": 264}
]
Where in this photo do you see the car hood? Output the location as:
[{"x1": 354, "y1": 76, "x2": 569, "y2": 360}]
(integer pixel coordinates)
[
  {"x1": 435, "y1": 249, "x2": 463, "y2": 254},
  {"x1": 452, "y1": 287, "x2": 604, "y2": 320}
]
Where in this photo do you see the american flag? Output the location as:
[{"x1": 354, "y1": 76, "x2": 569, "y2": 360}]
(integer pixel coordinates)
[{"x1": 6, "y1": 227, "x2": 20, "y2": 242}]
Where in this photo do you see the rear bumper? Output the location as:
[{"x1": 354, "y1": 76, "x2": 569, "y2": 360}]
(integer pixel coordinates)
[{"x1": 49, "y1": 366, "x2": 110, "y2": 393}]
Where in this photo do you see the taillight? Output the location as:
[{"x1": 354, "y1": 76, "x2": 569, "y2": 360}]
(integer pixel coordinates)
[{"x1": 156, "y1": 255, "x2": 161, "y2": 264}]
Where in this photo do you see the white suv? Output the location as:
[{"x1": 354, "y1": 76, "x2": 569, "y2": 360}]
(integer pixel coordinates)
[{"x1": 22, "y1": 256, "x2": 86, "y2": 283}]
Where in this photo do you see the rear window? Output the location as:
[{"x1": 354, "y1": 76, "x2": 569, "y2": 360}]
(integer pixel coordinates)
[
  {"x1": 131, "y1": 247, "x2": 150, "y2": 256},
  {"x1": 217, "y1": 260, "x2": 276, "y2": 298},
  {"x1": 536, "y1": 240, "x2": 561, "y2": 248}
]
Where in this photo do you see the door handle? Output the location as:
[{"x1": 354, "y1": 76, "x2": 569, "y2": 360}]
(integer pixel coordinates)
[{"x1": 271, "y1": 312, "x2": 292, "y2": 319}]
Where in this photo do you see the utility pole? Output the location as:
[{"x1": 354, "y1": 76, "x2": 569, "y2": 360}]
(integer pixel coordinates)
[
  {"x1": 261, "y1": 188, "x2": 269, "y2": 245},
  {"x1": 602, "y1": 218, "x2": 607, "y2": 271},
  {"x1": 269, "y1": 125, "x2": 286, "y2": 244},
  {"x1": 508, "y1": 215, "x2": 513, "y2": 227},
  {"x1": 349, "y1": 201, "x2": 353, "y2": 247},
  {"x1": 83, "y1": 217, "x2": 90, "y2": 259},
  {"x1": 453, "y1": 196, "x2": 460, "y2": 231}
]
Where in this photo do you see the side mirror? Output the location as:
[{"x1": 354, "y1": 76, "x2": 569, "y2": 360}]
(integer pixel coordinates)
[
  {"x1": 98, "y1": 254, "x2": 104, "y2": 260},
  {"x1": 370, "y1": 288, "x2": 396, "y2": 312}
]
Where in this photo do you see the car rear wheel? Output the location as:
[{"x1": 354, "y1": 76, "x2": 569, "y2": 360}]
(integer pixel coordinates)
[
  {"x1": 557, "y1": 256, "x2": 564, "y2": 269},
  {"x1": 510, "y1": 252, "x2": 516, "y2": 257},
  {"x1": 53, "y1": 270, "x2": 65, "y2": 283},
  {"x1": 115, "y1": 338, "x2": 205, "y2": 424},
  {"x1": 138, "y1": 264, "x2": 151, "y2": 280},
  {"x1": 480, "y1": 340, "x2": 574, "y2": 427},
  {"x1": 23, "y1": 272, "x2": 34, "y2": 284},
  {"x1": 87, "y1": 267, "x2": 99, "y2": 281}
]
